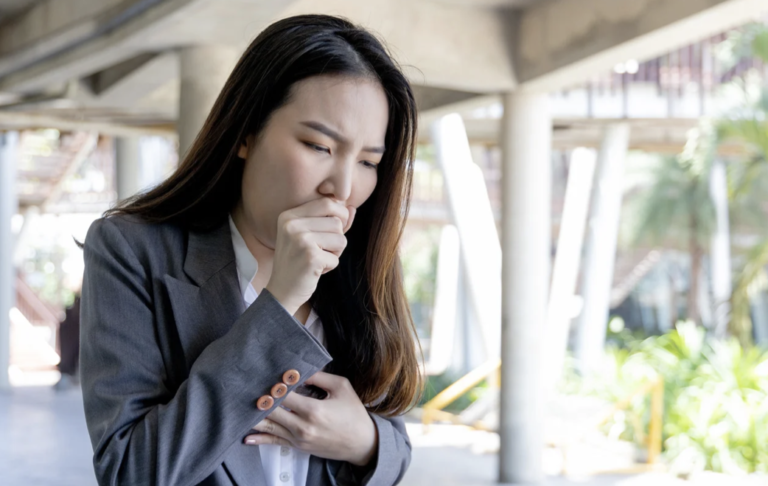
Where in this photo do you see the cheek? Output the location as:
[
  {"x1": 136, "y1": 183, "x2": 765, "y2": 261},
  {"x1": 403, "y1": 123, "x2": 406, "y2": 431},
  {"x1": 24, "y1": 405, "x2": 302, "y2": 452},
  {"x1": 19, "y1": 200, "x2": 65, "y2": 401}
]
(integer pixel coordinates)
[{"x1": 351, "y1": 170, "x2": 378, "y2": 207}]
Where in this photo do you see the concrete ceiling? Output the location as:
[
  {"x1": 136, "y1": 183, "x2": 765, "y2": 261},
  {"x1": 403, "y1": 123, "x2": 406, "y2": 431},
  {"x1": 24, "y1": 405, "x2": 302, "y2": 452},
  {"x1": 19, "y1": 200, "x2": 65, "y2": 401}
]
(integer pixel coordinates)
[
  {"x1": 429, "y1": 0, "x2": 539, "y2": 7},
  {"x1": 0, "y1": 0, "x2": 762, "y2": 138},
  {"x1": 0, "y1": 0, "x2": 37, "y2": 22}
]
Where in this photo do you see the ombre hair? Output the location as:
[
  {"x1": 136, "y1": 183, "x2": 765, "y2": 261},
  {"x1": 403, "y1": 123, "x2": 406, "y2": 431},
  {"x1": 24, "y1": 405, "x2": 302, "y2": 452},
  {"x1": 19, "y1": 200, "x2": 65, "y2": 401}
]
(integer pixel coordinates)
[{"x1": 105, "y1": 14, "x2": 422, "y2": 416}]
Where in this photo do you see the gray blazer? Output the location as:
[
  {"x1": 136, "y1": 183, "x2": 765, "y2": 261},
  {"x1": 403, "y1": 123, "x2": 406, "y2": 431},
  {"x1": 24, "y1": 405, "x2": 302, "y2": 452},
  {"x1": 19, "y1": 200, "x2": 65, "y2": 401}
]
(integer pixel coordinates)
[{"x1": 80, "y1": 214, "x2": 411, "y2": 486}]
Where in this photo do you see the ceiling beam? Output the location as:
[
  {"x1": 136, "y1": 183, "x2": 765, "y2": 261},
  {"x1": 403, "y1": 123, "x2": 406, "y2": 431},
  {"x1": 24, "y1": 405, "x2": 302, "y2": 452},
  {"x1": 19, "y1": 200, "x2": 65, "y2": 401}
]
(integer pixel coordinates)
[{"x1": 515, "y1": 0, "x2": 768, "y2": 92}]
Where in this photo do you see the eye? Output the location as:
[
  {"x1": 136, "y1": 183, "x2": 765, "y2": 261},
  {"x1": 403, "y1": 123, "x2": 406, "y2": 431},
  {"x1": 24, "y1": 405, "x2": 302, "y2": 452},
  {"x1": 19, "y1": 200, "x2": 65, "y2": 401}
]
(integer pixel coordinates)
[
  {"x1": 361, "y1": 160, "x2": 379, "y2": 169},
  {"x1": 304, "y1": 142, "x2": 330, "y2": 154}
]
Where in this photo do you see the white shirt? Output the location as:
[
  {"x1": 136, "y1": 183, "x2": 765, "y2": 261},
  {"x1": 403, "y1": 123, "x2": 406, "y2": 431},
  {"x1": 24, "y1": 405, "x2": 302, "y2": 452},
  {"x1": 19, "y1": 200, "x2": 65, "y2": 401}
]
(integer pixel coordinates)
[{"x1": 229, "y1": 215, "x2": 326, "y2": 486}]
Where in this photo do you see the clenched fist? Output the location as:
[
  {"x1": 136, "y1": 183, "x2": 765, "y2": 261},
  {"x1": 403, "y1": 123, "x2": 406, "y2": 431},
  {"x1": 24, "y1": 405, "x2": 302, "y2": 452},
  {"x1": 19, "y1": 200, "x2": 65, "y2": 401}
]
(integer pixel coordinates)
[{"x1": 265, "y1": 198, "x2": 356, "y2": 316}]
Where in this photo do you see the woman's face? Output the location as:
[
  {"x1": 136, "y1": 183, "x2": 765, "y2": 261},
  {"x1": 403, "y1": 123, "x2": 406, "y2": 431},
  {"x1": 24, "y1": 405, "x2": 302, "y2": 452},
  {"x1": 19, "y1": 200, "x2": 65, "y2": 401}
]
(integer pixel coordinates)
[{"x1": 236, "y1": 75, "x2": 389, "y2": 248}]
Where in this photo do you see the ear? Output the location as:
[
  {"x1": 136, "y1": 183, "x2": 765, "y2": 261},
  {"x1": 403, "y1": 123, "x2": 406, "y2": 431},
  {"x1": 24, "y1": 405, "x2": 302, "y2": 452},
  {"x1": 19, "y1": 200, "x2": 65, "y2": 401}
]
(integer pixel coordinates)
[{"x1": 237, "y1": 136, "x2": 250, "y2": 159}]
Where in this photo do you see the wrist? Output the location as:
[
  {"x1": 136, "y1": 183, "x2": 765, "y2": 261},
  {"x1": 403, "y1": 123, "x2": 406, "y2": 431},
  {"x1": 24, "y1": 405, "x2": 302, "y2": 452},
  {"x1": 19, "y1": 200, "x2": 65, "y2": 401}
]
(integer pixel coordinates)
[
  {"x1": 264, "y1": 285, "x2": 299, "y2": 316},
  {"x1": 349, "y1": 415, "x2": 378, "y2": 467}
]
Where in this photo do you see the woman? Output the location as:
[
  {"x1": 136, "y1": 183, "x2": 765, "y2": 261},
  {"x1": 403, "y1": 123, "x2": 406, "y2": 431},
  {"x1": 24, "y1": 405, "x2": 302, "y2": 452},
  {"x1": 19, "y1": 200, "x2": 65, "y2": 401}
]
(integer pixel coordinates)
[{"x1": 80, "y1": 14, "x2": 422, "y2": 486}]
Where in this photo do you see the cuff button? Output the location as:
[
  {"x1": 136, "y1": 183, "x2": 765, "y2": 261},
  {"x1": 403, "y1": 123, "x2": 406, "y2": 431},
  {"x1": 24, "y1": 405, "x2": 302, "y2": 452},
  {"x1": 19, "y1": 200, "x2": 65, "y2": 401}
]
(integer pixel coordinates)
[
  {"x1": 256, "y1": 395, "x2": 275, "y2": 411},
  {"x1": 271, "y1": 383, "x2": 288, "y2": 398},
  {"x1": 282, "y1": 370, "x2": 300, "y2": 386}
]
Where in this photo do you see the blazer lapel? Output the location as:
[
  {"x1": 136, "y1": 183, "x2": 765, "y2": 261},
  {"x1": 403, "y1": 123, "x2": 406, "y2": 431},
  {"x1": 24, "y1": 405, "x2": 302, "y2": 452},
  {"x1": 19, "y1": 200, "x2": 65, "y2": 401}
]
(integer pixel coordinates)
[{"x1": 164, "y1": 220, "x2": 245, "y2": 371}]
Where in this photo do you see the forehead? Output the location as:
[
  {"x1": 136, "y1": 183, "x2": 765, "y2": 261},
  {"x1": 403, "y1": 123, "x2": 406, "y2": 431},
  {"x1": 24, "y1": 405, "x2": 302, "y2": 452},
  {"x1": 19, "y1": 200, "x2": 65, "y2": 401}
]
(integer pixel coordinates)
[{"x1": 279, "y1": 75, "x2": 389, "y2": 143}]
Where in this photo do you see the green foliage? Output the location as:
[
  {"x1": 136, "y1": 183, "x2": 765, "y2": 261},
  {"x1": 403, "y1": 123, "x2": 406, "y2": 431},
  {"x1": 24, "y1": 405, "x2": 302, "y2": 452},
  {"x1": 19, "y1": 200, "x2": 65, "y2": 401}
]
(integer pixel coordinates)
[
  {"x1": 628, "y1": 127, "x2": 717, "y2": 251},
  {"x1": 563, "y1": 322, "x2": 768, "y2": 475},
  {"x1": 716, "y1": 23, "x2": 768, "y2": 345},
  {"x1": 401, "y1": 226, "x2": 441, "y2": 306}
]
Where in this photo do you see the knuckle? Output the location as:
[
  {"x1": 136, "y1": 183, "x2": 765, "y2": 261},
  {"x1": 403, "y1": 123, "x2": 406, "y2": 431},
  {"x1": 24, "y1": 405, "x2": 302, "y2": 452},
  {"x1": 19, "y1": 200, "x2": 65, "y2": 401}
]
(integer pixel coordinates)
[
  {"x1": 298, "y1": 232, "x2": 314, "y2": 248},
  {"x1": 339, "y1": 376, "x2": 352, "y2": 390},
  {"x1": 284, "y1": 219, "x2": 299, "y2": 234}
]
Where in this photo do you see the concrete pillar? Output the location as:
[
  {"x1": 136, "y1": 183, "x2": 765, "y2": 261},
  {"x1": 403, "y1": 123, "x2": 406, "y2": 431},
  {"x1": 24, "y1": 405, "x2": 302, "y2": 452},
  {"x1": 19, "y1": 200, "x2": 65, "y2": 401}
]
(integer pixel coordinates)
[
  {"x1": 709, "y1": 159, "x2": 731, "y2": 338},
  {"x1": 178, "y1": 46, "x2": 239, "y2": 158},
  {"x1": 574, "y1": 123, "x2": 630, "y2": 374},
  {"x1": 499, "y1": 91, "x2": 551, "y2": 485},
  {"x1": 0, "y1": 131, "x2": 19, "y2": 391},
  {"x1": 115, "y1": 137, "x2": 142, "y2": 201}
]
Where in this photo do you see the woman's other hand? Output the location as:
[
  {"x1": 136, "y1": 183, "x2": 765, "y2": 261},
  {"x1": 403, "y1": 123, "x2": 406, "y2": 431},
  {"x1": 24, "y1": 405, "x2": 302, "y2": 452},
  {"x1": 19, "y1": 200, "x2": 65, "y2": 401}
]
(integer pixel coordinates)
[
  {"x1": 244, "y1": 371, "x2": 378, "y2": 467},
  {"x1": 265, "y1": 198, "x2": 356, "y2": 316}
]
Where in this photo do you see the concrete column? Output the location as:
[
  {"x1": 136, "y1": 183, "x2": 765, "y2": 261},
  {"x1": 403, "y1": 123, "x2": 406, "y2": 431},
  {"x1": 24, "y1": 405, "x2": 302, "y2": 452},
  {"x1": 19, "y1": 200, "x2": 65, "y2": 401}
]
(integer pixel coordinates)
[
  {"x1": 115, "y1": 137, "x2": 142, "y2": 201},
  {"x1": 709, "y1": 159, "x2": 731, "y2": 338},
  {"x1": 178, "y1": 46, "x2": 239, "y2": 158},
  {"x1": 574, "y1": 123, "x2": 630, "y2": 374},
  {"x1": 499, "y1": 91, "x2": 551, "y2": 485},
  {"x1": 0, "y1": 131, "x2": 19, "y2": 391}
]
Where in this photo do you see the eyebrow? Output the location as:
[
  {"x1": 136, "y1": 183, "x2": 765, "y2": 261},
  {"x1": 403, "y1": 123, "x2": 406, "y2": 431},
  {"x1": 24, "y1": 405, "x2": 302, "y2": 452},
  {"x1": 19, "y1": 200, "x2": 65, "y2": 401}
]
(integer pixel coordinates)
[{"x1": 300, "y1": 120, "x2": 386, "y2": 154}]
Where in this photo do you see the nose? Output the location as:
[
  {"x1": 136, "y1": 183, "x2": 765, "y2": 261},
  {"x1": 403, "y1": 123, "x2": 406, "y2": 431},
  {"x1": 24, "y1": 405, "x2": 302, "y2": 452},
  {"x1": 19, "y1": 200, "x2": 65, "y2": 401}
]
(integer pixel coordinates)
[{"x1": 319, "y1": 157, "x2": 354, "y2": 202}]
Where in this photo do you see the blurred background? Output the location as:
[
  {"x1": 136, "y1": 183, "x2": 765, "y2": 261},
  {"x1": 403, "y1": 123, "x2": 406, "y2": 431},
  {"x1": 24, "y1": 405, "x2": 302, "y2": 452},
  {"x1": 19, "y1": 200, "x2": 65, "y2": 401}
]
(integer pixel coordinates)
[{"x1": 2, "y1": 1, "x2": 768, "y2": 485}]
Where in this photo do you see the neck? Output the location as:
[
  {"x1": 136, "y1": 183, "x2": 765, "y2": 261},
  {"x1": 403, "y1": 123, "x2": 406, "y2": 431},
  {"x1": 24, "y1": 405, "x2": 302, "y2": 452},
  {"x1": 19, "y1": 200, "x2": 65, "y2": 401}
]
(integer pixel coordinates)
[{"x1": 231, "y1": 204, "x2": 274, "y2": 295}]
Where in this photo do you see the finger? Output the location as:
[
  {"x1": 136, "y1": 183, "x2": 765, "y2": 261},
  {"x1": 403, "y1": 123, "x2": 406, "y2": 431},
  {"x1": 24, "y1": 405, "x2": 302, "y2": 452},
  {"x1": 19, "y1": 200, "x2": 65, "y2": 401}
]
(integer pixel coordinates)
[
  {"x1": 252, "y1": 418, "x2": 294, "y2": 442},
  {"x1": 319, "y1": 251, "x2": 340, "y2": 274},
  {"x1": 267, "y1": 406, "x2": 305, "y2": 436},
  {"x1": 303, "y1": 371, "x2": 346, "y2": 395},
  {"x1": 309, "y1": 232, "x2": 347, "y2": 255},
  {"x1": 291, "y1": 198, "x2": 349, "y2": 226},
  {"x1": 343, "y1": 206, "x2": 357, "y2": 234},
  {"x1": 244, "y1": 433, "x2": 292, "y2": 447},
  {"x1": 281, "y1": 391, "x2": 320, "y2": 415},
  {"x1": 290, "y1": 216, "x2": 345, "y2": 235}
]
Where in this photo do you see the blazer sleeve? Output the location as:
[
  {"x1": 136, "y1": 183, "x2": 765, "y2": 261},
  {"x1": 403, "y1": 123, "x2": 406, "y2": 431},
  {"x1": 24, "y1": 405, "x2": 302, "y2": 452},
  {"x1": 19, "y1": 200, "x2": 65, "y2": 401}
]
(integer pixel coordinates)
[
  {"x1": 341, "y1": 413, "x2": 412, "y2": 486},
  {"x1": 80, "y1": 218, "x2": 333, "y2": 486}
]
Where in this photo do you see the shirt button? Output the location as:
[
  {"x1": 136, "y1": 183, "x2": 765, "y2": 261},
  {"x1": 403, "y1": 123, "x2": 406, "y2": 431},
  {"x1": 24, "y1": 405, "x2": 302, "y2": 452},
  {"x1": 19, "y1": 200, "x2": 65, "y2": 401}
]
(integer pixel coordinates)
[
  {"x1": 282, "y1": 369, "x2": 300, "y2": 386},
  {"x1": 280, "y1": 472, "x2": 291, "y2": 482},
  {"x1": 280, "y1": 446, "x2": 290, "y2": 456},
  {"x1": 256, "y1": 395, "x2": 274, "y2": 411}
]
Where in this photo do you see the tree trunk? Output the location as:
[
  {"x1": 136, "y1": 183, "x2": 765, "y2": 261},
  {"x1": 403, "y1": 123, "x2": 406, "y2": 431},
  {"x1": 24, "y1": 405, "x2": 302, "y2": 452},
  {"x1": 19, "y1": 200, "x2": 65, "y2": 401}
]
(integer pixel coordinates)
[
  {"x1": 688, "y1": 227, "x2": 702, "y2": 325},
  {"x1": 669, "y1": 271, "x2": 679, "y2": 329}
]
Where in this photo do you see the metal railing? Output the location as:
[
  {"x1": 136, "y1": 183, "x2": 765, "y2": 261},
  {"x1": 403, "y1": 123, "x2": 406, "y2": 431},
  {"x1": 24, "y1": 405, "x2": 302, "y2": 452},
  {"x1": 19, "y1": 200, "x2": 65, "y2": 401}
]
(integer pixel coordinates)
[{"x1": 420, "y1": 360, "x2": 665, "y2": 467}]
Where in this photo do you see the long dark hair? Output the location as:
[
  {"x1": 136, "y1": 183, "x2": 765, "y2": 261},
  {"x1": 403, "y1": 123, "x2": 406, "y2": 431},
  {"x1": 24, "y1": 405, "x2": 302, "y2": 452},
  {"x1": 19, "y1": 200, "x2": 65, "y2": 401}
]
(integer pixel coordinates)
[{"x1": 105, "y1": 14, "x2": 422, "y2": 416}]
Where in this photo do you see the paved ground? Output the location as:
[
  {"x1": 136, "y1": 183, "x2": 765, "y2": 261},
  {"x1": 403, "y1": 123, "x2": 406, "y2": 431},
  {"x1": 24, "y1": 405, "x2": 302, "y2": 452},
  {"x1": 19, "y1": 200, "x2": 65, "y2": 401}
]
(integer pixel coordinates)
[
  {"x1": 0, "y1": 385, "x2": 96, "y2": 486},
  {"x1": 1, "y1": 386, "x2": 763, "y2": 486}
]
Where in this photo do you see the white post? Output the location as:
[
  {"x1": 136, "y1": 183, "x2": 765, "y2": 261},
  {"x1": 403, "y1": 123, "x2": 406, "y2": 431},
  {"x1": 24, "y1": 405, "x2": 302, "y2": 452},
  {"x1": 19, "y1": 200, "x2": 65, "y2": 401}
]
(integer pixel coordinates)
[
  {"x1": 432, "y1": 114, "x2": 501, "y2": 364},
  {"x1": 0, "y1": 131, "x2": 19, "y2": 391},
  {"x1": 178, "y1": 46, "x2": 239, "y2": 158},
  {"x1": 574, "y1": 123, "x2": 630, "y2": 374},
  {"x1": 709, "y1": 159, "x2": 731, "y2": 338},
  {"x1": 115, "y1": 137, "x2": 142, "y2": 201},
  {"x1": 545, "y1": 148, "x2": 596, "y2": 391},
  {"x1": 424, "y1": 224, "x2": 460, "y2": 376},
  {"x1": 499, "y1": 91, "x2": 551, "y2": 485}
]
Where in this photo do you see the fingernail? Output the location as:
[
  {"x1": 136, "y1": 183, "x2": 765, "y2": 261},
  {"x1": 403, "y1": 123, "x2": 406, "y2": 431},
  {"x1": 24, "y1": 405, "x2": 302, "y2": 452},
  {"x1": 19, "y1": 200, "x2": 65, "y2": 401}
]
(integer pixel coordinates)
[{"x1": 245, "y1": 437, "x2": 259, "y2": 445}]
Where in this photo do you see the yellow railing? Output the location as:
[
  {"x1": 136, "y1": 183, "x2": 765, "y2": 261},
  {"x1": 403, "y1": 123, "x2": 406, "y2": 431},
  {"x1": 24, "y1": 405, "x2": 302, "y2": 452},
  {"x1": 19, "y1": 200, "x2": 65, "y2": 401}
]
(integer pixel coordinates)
[
  {"x1": 594, "y1": 376, "x2": 665, "y2": 465},
  {"x1": 420, "y1": 361, "x2": 665, "y2": 467},
  {"x1": 421, "y1": 358, "x2": 500, "y2": 430}
]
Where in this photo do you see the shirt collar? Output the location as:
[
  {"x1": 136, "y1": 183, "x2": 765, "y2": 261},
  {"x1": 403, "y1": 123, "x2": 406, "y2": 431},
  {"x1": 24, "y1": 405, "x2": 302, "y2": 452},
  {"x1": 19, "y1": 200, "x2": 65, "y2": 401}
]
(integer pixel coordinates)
[{"x1": 228, "y1": 214, "x2": 259, "y2": 300}]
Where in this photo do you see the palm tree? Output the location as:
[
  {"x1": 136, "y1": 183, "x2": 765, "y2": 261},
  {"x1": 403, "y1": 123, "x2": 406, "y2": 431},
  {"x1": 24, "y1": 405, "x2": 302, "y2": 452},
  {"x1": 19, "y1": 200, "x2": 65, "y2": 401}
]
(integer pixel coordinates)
[
  {"x1": 630, "y1": 128, "x2": 717, "y2": 325},
  {"x1": 716, "y1": 23, "x2": 768, "y2": 346}
]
